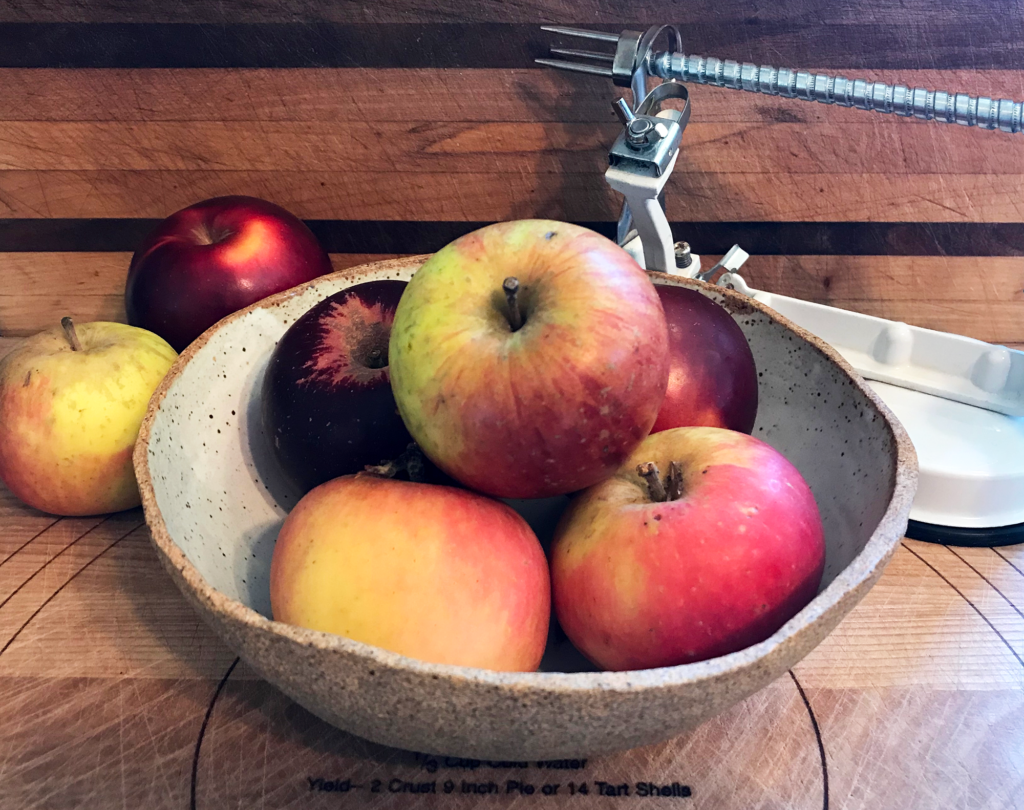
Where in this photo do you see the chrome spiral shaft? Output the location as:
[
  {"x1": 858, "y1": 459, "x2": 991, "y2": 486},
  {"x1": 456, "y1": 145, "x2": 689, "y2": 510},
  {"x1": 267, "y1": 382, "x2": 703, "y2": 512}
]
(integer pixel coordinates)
[
  {"x1": 652, "y1": 52, "x2": 1024, "y2": 132},
  {"x1": 537, "y1": 26, "x2": 1024, "y2": 133}
]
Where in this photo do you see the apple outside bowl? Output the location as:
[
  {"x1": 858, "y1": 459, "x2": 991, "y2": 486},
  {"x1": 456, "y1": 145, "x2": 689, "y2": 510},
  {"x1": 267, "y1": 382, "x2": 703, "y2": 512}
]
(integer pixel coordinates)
[{"x1": 133, "y1": 256, "x2": 918, "y2": 759}]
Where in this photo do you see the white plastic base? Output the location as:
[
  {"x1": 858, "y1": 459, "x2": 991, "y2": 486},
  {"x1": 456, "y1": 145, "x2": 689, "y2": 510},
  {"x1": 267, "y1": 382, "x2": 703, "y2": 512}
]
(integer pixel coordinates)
[
  {"x1": 867, "y1": 381, "x2": 1024, "y2": 529},
  {"x1": 747, "y1": 291, "x2": 1024, "y2": 417},
  {"x1": 734, "y1": 283, "x2": 1024, "y2": 529}
]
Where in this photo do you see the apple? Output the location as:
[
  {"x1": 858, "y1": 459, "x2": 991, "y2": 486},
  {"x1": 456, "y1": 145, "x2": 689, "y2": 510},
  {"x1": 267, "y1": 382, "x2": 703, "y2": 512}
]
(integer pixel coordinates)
[
  {"x1": 651, "y1": 284, "x2": 758, "y2": 434},
  {"x1": 125, "y1": 195, "x2": 333, "y2": 351},
  {"x1": 261, "y1": 280, "x2": 413, "y2": 493},
  {"x1": 0, "y1": 318, "x2": 177, "y2": 516},
  {"x1": 388, "y1": 219, "x2": 670, "y2": 499},
  {"x1": 551, "y1": 426, "x2": 825, "y2": 671},
  {"x1": 270, "y1": 474, "x2": 551, "y2": 671}
]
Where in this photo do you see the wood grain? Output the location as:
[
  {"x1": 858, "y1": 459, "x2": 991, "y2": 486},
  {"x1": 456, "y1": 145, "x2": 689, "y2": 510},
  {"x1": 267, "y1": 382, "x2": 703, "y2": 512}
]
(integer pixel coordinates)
[
  {"x1": 0, "y1": 0, "x2": 1017, "y2": 25},
  {"x1": 3, "y1": 171, "x2": 1023, "y2": 224},
  {"x1": 0, "y1": 22, "x2": 1020, "y2": 71},
  {"x1": 1, "y1": 69, "x2": 1022, "y2": 124},
  {"x1": 0, "y1": 120, "x2": 1020, "y2": 176},
  {"x1": 1, "y1": 479, "x2": 1022, "y2": 808},
  {"x1": 0, "y1": 253, "x2": 407, "y2": 336},
  {"x1": 4, "y1": 254, "x2": 1022, "y2": 341}
]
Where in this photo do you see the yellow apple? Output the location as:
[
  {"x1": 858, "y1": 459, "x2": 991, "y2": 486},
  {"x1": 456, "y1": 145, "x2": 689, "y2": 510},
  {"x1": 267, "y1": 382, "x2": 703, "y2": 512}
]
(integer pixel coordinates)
[
  {"x1": 270, "y1": 475, "x2": 551, "y2": 671},
  {"x1": 0, "y1": 318, "x2": 177, "y2": 516}
]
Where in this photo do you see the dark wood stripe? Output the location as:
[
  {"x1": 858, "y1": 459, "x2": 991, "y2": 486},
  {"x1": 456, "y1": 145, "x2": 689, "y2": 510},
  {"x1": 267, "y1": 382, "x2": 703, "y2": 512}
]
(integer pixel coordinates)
[
  {"x1": 0, "y1": 0, "x2": 1019, "y2": 26},
  {"x1": 0, "y1": 22, "x2": 1021, "y2": 69},
  {"x1": 1, "y1": 219, "x2": 1023, "y2": 256}
]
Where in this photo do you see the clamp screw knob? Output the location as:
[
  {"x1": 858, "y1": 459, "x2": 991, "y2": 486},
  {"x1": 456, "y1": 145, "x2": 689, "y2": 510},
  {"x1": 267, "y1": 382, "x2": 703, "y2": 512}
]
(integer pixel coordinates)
[
  {"x1": 626, "y1": 117, "x2": 655, "y2": 145},
  {"x1": 674, "y1": 241, "x2": 693, "y2": 268}
]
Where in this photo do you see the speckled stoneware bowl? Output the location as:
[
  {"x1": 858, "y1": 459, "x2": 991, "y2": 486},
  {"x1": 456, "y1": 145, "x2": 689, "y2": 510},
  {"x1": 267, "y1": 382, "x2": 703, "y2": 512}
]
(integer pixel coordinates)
[{"x1": 134, "y1": 256, "x2": 917, "y2": 759}]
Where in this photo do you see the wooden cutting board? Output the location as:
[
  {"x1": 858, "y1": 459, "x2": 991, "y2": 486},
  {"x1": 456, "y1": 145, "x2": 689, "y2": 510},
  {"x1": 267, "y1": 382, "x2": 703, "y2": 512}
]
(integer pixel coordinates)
[
  {"x1": 1, "y1": 341, "x2": 1022, "y2": 810},
  {"x1": 2, "y1": 1, "x2": 1024, "y2": 803}
]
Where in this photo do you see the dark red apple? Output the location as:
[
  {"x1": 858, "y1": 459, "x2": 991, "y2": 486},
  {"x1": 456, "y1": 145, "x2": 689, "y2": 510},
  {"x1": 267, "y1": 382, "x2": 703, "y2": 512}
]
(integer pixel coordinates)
[
  {"x1": 651, "y1": 284, "x2": 758, "y2": 435},
  {"x1": 125, "y1": 195, "x2": 333, "y2": 351},
  {"x1": 261, "y1": 280, "x2": 414, "y2": 494}
]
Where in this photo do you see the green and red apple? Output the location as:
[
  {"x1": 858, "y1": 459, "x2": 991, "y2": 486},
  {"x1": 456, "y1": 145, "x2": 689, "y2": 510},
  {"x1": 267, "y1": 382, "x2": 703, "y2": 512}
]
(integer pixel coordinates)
[
  {"x1": 0, "y1": 319, "x2": 177, "y2": 516},
  {"x1": 270, "y1": 474, "x2": 550, "y2": 671},
  {"x1": 551, "y1": 426, "x2": 825, "y2": 671},
  {"x1": 388, "y1": 219, "x2": 670, "y2": 499}
]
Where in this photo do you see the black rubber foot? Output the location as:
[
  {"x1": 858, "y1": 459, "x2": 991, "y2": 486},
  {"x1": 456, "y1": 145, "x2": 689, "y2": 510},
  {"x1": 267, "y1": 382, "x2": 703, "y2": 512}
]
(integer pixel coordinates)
[{"x1": 905, "y1": 519, "x2": 1024, "y2": 548}]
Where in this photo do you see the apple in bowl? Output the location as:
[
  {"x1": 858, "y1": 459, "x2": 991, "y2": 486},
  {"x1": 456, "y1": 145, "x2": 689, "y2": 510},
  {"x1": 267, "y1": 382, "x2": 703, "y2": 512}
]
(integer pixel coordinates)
[
  {"x1": 261, "y1": 279, "x2": 413, "y2": 493},
  {"x1": 652, "y1": 284, "x2": 759, "y2": 434},
  {"x1": 551, "y1": 426, "x2": 826, "y2": 672},
  {"x1": 125, "y1": 195, "x2": 332, "y2": 352},
  {"x1": 270, "y1": 474, "x2": 551, "y2": 672},
  {"x1": 133, "y1": 253, "x2": 916, "y2": 758},
  {"x1": 388, "y1": 220, "x2": 670, "y2": 499}
]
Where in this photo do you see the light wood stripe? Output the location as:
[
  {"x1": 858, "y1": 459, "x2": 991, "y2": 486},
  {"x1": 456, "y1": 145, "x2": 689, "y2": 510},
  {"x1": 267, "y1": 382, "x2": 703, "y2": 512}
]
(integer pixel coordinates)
[
  {"x1": 0, "y1": 69, "x2": 1021, "y2": 124},
  {"x1": 0, "y1": 121, "x2": 1020, "y2": 175},
  {"x1": 0, "y1": 253, "x2": 408, "y2": 336},
  {"x1": 2, "y1": 171, "x2": 1022, "y2": 222},
  {"x1": 741, "y1": 256, "x2": 1024, "y2": 304},
  {"x1": 2, "y1": 254, "x2": 1021, "y2": 341}
]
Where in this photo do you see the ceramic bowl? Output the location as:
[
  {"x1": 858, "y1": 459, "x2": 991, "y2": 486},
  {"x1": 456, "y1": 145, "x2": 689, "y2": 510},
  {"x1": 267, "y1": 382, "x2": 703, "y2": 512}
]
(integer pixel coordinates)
[{"x1": 134, "y1": 256, "x2": 917, "y2": 759}]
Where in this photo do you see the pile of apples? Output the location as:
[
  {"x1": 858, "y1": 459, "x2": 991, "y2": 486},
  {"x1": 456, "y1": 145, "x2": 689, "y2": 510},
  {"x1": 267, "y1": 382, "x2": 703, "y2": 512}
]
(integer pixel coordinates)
[
  {"x1": 0, "y1": 195, "x2": 825, "y2": 675},
  {"x1": 261, "y1": 218, "x2": 825, "y2": 674},
  {"x1": 0, "y1": 196, "x2": 331, "y2": 517}
]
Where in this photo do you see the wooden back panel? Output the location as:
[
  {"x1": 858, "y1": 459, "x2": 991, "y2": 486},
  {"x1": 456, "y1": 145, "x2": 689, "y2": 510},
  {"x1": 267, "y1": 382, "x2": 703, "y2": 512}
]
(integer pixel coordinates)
[{"x1": 0, "y1": 0, "x2": 1022, "y2": 346}]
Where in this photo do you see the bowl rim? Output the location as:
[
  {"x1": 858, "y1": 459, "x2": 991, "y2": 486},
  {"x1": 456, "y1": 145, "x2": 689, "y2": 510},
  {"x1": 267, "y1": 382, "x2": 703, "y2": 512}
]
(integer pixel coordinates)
[{"x1": 134, "y1": 254, "x2": 918, "y2": 693}]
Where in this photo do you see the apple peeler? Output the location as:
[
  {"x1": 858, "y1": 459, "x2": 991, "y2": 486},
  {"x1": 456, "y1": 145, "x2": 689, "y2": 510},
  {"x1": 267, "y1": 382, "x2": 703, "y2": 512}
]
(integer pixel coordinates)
[{"x1": 538, "y1": 25, "x2": 1024, "y2": 545}]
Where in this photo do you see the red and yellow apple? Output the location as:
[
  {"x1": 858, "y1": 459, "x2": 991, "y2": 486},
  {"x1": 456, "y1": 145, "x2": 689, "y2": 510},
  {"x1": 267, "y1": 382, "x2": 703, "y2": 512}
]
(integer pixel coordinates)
[
  {"x1": 125, "y1": 195, "x2": 333, "y2": 351},
  {"x1": 0, "y1": 319, "x2": 177, "y2": 516},
  {"x1": 551, "y1": 426, "x2": 825, "y2": 671},
  {"x1": 270, "y1": 475, "x2": 550, "y2": 671},
  {"x1": 652, "y1": 284, "x2": 758, "y2": 434},
  {"x1": 388, "y1": 220, "x2": 670, "y2": 499}
]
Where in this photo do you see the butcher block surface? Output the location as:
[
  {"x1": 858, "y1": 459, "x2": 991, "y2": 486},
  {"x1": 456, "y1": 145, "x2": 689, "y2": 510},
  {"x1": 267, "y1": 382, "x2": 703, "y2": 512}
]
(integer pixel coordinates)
[
  {"x1": 2, "y1": 0, "x2": 1024, "y2": 805},
  {"x1": 0, "y1": 330, "x2": 1022, "y2": 808}
]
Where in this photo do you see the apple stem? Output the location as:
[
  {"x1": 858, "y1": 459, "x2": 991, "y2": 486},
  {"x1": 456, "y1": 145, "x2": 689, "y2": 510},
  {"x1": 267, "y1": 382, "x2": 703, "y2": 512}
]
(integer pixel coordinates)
[
  {"x1": 367, "y1": 347, "x2": 386, "y2": 369},
  {"x1": 666, "y1": 461, "x2": 684, "y2": 501},
  {"x1": 637, "y1": 462, "x2": 668, "y2": 503},
  {"x1": 503, "y1": 277, "x2": 524, "y2": 332},
  {"x1": 60, "y1": 317, "x2": 82, "y2": 352},
  {"x1": 361, "y1": 443, "x2": 426, "y2": 483}
]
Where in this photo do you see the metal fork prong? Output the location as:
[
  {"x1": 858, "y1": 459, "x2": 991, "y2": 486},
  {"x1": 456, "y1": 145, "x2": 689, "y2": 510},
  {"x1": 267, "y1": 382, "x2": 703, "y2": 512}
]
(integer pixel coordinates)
[
  {"x1": 550, "y1": 47, "x2": 615, "y2": 62},
  {"x1": 534, "y1": 58, "x2": 615, "y2": 77},
  {"x1": 540, "y1": 25, "x2": 620, "y2": 43}
]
